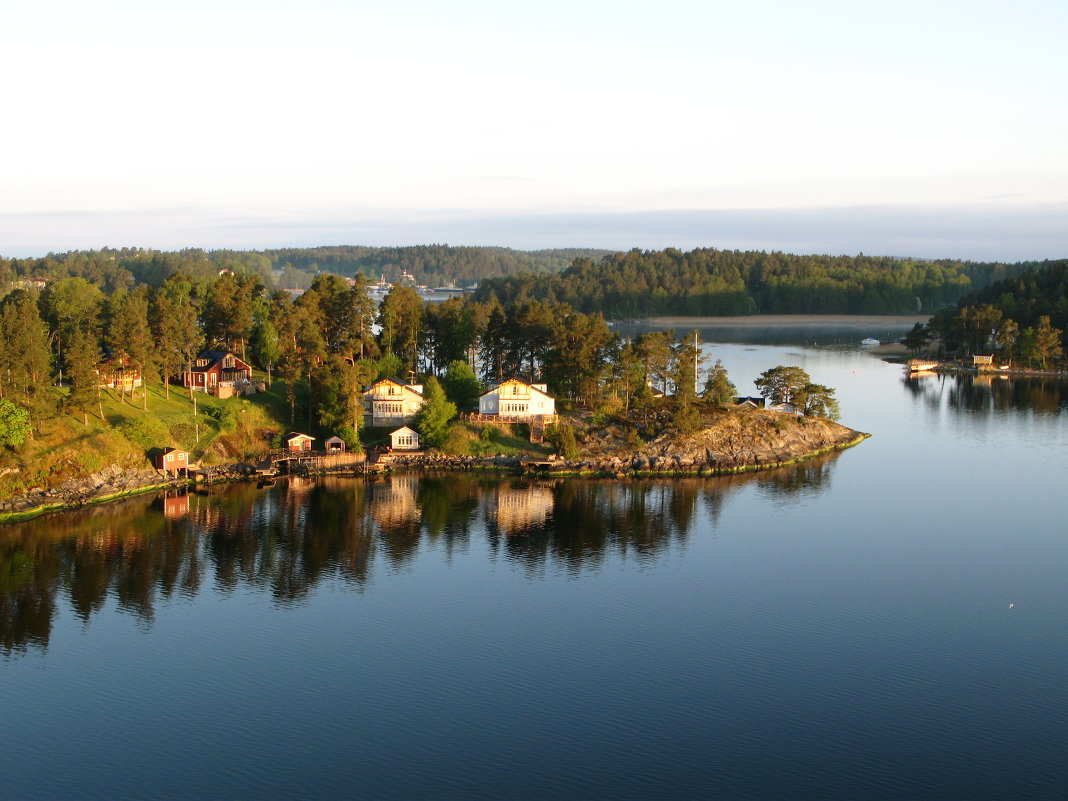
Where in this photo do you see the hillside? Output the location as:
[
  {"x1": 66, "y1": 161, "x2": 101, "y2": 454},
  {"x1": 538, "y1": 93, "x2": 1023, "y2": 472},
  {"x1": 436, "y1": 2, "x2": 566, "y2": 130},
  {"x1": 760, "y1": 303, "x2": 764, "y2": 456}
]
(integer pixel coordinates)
[{"x1": 0, "y1": 381, "x2": 292, "y2": 505}]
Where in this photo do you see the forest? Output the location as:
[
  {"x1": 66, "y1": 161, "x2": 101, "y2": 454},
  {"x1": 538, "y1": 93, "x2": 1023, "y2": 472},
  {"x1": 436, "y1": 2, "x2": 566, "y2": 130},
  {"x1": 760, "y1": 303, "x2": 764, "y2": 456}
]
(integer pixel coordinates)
[
  {"x1": 0, "y1": 245, "x2": 615, "y2": 297},
  {"x1": 921, "y1": 259, "x2": 1068, "y2": 367},
  {"x1": 474, "y1": 248, "x2": 1049, "y2": 316}
]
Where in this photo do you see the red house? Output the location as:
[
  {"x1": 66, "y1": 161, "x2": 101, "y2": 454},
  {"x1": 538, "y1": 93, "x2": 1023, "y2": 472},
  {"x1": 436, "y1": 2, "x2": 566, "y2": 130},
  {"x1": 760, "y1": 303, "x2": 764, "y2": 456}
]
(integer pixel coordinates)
[
  {"x1": 155, "y1": 447, "x2": 190, "y2": 476},
  {"x1": 183, "y1": 351, "x2": 253, "y2": 397}
]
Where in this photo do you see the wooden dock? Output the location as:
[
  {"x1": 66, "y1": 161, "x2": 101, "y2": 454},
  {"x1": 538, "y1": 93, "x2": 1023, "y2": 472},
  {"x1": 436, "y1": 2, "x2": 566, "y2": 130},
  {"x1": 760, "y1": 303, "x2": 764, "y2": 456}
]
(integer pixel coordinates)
[{"x1": 270, "y1": 450, "x2": 366, "y2": 475}]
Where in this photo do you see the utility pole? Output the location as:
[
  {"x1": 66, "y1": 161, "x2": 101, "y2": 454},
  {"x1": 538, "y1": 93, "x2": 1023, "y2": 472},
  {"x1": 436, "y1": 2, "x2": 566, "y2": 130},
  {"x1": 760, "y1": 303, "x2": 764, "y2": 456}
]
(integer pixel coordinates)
[{"x1": 694, "y1": 330, "x2": 700, "y2": 397}]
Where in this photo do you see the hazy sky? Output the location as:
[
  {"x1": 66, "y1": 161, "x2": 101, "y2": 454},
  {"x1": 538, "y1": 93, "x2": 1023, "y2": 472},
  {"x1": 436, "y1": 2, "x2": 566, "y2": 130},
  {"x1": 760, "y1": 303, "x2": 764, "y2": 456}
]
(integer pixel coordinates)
[{"x1": 3, "y1": 0, "x2": 1066, "y2": 260}]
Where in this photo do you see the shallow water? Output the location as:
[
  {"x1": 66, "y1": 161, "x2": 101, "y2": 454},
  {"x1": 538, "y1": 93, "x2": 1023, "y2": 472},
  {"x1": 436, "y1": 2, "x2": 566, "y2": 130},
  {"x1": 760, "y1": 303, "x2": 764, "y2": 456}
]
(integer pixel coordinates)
[{"x1": 2, "y1": 337, "x2": 1067, "y2": 800}]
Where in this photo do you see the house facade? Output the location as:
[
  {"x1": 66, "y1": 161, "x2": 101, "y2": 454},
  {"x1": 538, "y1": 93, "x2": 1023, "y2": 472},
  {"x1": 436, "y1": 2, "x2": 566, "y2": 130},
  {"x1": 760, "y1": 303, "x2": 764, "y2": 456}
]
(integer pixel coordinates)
[
  {"x1": 478, "y1": 379, "x2": 556, "y2": 420},
  {"x1": 389, "y1": 426, "x2": 420, "y2": 451},
  {"x1": 362, "y1": 379, "x2": 424, "y2": 427},
  {"x1": 155, "y1": 447, "x2": 189, "y2": 476},
  {"x1": 183, "y1": 351, "x2": 253, "y2": 396},
  {"x1": 97, "y1": 357, "x2": 143, "y2": 391},
  {"x1": 285, "y1": 433, "x2": 316, "y2": 452}
]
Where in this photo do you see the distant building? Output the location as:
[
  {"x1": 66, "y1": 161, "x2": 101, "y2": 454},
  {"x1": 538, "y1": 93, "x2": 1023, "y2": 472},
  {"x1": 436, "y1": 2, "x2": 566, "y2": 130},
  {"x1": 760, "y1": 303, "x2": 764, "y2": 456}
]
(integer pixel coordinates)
[
  {"x1": 734, "y1": 396, "x2": 766, "y2": 408},
  {"x1": 362, "y1": 379, "x2": 425, "y2": 427},
  {"x1": 324, "y1": 436, "x2": 346, "y2": 453},
  {"x1": 478, "y1": 379, "x2": 556, "y2": 420}
]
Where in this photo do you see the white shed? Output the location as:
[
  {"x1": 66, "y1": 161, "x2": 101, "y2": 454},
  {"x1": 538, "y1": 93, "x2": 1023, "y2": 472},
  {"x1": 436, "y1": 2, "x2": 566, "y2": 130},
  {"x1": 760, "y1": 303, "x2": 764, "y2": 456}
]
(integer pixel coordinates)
[{"x1": 390, "y1": 426, "x2": 420, "y2": 451}]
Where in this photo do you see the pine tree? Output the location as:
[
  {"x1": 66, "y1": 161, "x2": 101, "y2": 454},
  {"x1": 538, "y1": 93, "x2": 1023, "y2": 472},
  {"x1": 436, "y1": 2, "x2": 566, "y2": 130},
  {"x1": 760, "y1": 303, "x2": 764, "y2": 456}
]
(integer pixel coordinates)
[
  {"x1": 64, "y1": 327, "x2": 101, "y2": 425},
  {"x1": 702, "y1": 359, "x2": 737, "y2": 405}
]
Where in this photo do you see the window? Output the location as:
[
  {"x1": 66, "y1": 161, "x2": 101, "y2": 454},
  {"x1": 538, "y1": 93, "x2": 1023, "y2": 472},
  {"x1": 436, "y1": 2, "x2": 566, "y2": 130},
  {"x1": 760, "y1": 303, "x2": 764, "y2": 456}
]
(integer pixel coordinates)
[{"x1": 166, "y1": 454, "x2": 173, "y2": 462}]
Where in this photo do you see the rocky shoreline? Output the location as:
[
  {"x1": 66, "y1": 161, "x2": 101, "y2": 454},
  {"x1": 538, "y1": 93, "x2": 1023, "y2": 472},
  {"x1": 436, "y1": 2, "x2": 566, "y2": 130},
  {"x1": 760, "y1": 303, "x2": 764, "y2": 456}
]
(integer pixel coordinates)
[{"x1": 0, "y1": 413, "x2": 868, "y2": 521}]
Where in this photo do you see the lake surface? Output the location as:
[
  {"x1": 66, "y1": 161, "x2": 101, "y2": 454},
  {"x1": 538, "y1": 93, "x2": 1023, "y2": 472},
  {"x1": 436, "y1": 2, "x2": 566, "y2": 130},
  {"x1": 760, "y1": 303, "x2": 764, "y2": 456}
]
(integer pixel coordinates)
[{"x1": 3, "y1": 324, "x2": 1068, "y2": 800}]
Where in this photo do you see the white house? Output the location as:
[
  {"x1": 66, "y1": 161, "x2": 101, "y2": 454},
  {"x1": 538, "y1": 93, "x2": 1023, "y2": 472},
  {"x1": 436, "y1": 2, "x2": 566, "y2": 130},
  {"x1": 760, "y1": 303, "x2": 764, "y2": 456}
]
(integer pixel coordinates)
[
  {"x1": 389, "y1": 426, "x2": 420, "y2": 451},
  {"x1": 478, "y1": 378, "x2": 556, "y2": 420},
  {"x1": 362, "y1": 379, "x2": 425, "y2": 427}
]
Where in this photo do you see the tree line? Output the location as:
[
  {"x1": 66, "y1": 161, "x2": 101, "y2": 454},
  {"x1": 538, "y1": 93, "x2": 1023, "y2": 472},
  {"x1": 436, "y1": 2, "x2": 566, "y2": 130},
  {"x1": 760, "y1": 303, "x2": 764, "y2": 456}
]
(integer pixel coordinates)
[
  {"x1": 0, "y1": 245, "x2": 615, "y2": 300},
  {"x1": 474, "y1": 247, "x2": 1047, "y2": 317}
]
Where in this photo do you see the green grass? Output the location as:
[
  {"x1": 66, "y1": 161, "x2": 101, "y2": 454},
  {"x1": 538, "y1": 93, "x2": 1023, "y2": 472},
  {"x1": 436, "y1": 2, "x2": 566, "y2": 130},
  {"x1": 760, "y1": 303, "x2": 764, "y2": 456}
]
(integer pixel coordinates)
[
  {"x1": 440, "y1": 421, "x2": 552, "y2": 458},
  {"x1": 0, "y1": 376, "x2": 290, "y2": 499}
]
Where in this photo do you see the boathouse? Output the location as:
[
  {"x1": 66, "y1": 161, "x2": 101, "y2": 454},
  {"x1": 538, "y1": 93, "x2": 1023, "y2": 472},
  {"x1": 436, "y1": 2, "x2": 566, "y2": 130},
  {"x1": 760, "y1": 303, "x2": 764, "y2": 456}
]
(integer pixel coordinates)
[
  {"x1": 155, "y1": 447, "x2": 190, "y2": 477},
  {"x1": 285, "y1": 432, "x2": 316, "y2": 452}
]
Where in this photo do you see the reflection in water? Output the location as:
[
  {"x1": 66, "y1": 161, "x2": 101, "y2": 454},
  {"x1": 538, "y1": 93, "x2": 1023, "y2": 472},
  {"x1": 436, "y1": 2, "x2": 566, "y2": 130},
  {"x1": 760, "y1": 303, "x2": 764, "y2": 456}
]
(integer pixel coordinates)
[
  {"x1": 0, "y1": 463, "x2": 840, "y2": 656},
  {"x1": 903, "y1": 372, "x2": 1068, "y2": 416}
]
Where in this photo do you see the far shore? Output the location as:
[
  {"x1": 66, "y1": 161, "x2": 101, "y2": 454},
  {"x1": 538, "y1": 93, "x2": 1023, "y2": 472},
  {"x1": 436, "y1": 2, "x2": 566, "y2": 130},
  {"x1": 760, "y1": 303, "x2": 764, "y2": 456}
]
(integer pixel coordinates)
[{"x1": 634, "y1": 314, "x2": 930, "y2": 329}]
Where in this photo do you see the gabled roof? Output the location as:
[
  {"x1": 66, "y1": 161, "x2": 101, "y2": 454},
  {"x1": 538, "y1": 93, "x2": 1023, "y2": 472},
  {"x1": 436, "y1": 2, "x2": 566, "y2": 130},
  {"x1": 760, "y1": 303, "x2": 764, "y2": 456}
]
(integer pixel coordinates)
[
  {"x1": 484, "y1": 378, "x2": 555, "y2": 399},
  {"x1": 161, "y1": 447, "x2": 188, "y2": 456},
  {"x1": 365, "y1": 378, "x2": 424, "y2": 395},
  {"x1": 192, "y1": 350, "x2": 249, "y2": 371},
  {"x1": 390, "y1": 425, "x2": 418, "y2": 436},
  {"x1": 285, "y1": 432, "x2": 315, "y2": 442}
]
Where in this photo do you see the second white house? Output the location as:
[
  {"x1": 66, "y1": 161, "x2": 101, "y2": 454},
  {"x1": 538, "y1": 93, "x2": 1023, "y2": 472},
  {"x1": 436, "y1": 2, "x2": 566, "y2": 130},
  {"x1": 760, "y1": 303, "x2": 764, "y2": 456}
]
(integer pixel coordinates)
[{"x1": 478, "y1": 378, "x2": 556, "y2": 420}]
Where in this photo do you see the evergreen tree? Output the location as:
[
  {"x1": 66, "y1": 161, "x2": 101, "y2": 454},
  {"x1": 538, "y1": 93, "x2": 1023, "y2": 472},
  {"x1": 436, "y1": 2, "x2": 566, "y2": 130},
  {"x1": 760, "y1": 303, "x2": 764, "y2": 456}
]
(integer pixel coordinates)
[
  {"x1": 378, "y1": 284, "x2": 423, "y2": 373},
  {"x1": 0, "y1": 290, "x2": 53, "y2": 433},
  {"x1": 151, "y1": 274, "x2": 201, "y2": 399},
  {"x1": 754, "y1": 366, "x2": 812, "y2": 405},
  {"x1": 251, "y1": 313, "x2": 281, "y2": 386},
  {"x1": 792, "y1": 383, "x2": 840, "y2": 419},
  {"x1": 670, "y1": 331, "x2": 703, "y2": 401},
  {"x1": 545, "y1": 421, "x2": 579, "y2": 459},
  {"x1": 64, "y1": 327, "x2": 101, "y2": 424},
  {"x1": 702, "y1": 359, "x2": 737, "y2": 405}
]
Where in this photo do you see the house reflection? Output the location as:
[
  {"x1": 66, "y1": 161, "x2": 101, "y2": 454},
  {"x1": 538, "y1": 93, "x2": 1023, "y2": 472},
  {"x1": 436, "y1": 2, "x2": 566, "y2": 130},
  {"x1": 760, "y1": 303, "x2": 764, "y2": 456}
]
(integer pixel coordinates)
[
  {"x1": 491, "y1": 482, "x2": 555, "y2": 536},
  {"x1": 0, "y1": 464, "x2": 841, "y2": 656}
]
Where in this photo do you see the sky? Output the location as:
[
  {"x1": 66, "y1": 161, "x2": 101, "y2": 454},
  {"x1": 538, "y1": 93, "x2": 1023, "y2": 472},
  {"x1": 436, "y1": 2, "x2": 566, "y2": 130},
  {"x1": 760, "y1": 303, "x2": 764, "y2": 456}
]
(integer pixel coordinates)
[{"x1": 2, "y1": 0, "x2": 1066, "y2": 261}]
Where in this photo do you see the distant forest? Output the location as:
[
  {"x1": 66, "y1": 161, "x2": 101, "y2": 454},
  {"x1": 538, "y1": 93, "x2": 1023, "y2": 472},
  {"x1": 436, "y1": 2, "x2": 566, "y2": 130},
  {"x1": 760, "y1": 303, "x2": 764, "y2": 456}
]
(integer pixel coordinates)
[
  {"x1": 0, "y1": 246, "x2": 615, "y2": 296},
  {"x1": 474, "y1": 248, "x2": 1049, "y2": 317},
  {"x1": 0, "y1": 244, "x2": 1060, "y2": 320},
  {"x1": 928, "y1": 258, "x2": 1068, "y2": 363}
]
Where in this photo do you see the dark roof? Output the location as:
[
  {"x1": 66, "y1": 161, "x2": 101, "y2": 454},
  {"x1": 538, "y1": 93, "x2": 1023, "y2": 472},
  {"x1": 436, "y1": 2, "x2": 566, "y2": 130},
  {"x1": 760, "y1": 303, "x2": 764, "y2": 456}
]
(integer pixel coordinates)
[{"x1": 193, "y1": 350, "x2": 250, "y2": 371}]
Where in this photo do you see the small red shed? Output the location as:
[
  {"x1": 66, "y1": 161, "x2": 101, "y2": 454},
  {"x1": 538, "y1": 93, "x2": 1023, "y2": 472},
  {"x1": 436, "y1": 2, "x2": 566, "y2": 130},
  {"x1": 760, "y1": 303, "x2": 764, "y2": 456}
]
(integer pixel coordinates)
[{"x1": 156, "y1": 447, "x2": 190, "y2": 476}]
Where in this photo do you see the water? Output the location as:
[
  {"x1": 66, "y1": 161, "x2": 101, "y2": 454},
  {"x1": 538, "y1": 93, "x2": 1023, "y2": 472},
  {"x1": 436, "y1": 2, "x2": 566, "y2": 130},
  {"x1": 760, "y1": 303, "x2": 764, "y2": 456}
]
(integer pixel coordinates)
[{"x1": 2, "y1": 329, "x2": 1067, "y2": 799}]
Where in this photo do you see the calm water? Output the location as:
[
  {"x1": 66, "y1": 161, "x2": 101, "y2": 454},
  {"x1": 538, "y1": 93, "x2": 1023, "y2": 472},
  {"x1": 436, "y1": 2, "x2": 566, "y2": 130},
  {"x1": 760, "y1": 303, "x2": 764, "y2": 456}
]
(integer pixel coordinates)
[{"x1": 3, "y1": 328, "x2": 1068, "y2": 800}]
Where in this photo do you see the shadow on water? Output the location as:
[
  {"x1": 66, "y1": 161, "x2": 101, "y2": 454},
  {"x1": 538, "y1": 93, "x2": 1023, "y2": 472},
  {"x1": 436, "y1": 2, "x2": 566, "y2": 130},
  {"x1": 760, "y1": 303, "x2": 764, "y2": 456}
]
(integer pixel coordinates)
[{"x1": 0, "y1": 458, "x2": 843, "y2": 655}]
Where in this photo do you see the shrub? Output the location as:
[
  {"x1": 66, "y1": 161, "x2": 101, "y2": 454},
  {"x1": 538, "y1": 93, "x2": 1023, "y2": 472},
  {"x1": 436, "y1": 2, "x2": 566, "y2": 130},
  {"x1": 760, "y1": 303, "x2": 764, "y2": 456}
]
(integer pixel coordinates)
[
  {"x1": 119, "y1": 415, "x2": 170, "y2": 451},
  {"x1": 441, "y1": 423, "x2": 472, "y2": 456},
  {"x1": 169, "y1": 422, "x2": 198, "y2": 451},
  {"x1": 546, "y1": 421, "x2": 579, "y2": 459}
]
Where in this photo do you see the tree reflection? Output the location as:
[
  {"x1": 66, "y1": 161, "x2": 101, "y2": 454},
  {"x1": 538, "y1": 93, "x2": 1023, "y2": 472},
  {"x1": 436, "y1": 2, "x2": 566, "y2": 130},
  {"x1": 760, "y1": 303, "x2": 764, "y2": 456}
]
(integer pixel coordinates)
[
  {"x1": 0, "y1": 462, "x2": 841, "y2": 655},
  {"x1": 903, "y1": 372, "x2": 1068, "y2": 416}
]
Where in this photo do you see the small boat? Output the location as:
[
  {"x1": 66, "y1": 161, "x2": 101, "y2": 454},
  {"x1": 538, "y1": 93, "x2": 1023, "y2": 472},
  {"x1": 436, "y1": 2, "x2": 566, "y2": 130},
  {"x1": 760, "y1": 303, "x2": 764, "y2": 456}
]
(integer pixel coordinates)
[{"x1": 861, "y1": 337, "x2": 880, "y2": 346}]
